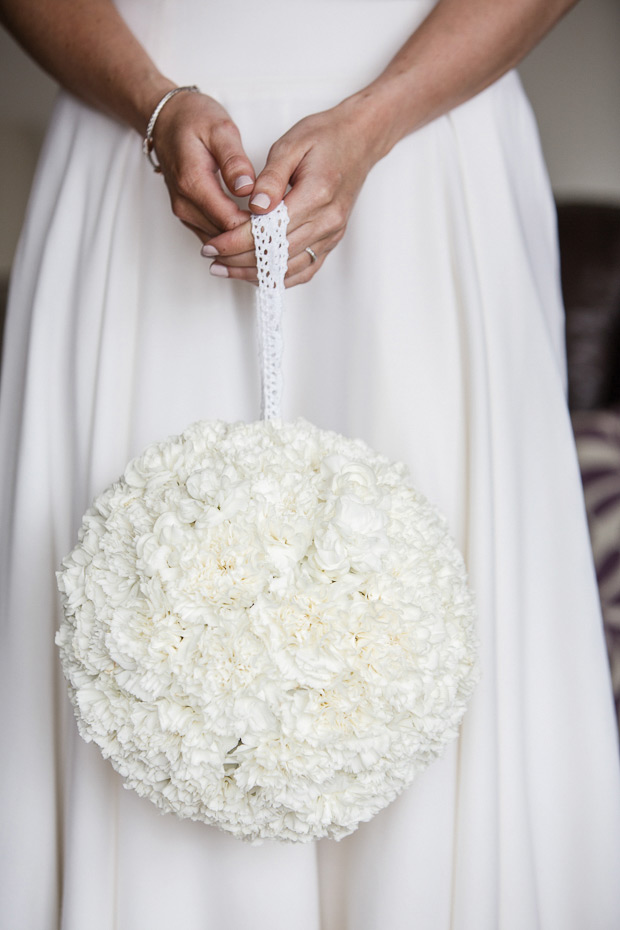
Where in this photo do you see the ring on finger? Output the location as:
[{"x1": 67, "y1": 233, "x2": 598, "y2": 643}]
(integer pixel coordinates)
[{"x1": 305, "y1": 247, "x2": 318, "y2": 264}]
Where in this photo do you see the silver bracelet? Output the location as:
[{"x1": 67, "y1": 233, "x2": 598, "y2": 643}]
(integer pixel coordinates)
[{"x1": 142, "y1": 85, "x2": 200, "y2": 173}]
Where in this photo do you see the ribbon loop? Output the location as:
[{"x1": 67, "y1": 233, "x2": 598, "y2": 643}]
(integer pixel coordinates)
[{"x1": 251, "y1": 203, "x2": 289, "y2": 420}]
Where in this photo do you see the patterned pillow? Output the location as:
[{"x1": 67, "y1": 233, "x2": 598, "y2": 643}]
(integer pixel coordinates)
[{"x1": 571, "y1": 409, "x2": 620, "y2": 733}]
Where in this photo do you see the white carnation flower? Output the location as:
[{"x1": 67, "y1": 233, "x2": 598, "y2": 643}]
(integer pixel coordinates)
[{"x1": 56, "y1": 417, "x2": 480, "y2": 843}]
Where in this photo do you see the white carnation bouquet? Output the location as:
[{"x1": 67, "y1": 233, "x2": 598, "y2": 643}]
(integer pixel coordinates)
[{"x1": 56, "y1": 204, "x2": 480, "y2": 843}]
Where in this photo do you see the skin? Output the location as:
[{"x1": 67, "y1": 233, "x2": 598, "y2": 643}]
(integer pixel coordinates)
[{"x1": 1, "y1": 0, "x2": 579, "y2": 288}]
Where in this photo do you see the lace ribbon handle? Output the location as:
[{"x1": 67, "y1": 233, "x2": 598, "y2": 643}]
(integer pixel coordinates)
[{"x1": 251, "y1": 203, "x2": 289, "y2": 420}]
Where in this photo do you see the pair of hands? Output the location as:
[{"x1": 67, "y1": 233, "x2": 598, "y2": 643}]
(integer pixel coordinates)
[{"x1": 152, "y1": 90, "x2": 380, "y2": 288}]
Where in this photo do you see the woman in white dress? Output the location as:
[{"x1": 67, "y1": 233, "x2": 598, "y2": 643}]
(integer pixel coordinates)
[{"x1": 1, "y1": 0, "x2": 620, "y2": 927}]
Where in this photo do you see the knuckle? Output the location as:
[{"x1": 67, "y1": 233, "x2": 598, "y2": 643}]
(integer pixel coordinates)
[
  {"x1": 268, "y1": 137, "x2": 292, "y2": 161},
  {"x1": 220, "y1": 153, "x2": 250, "y2": 178},
  {"x1": 328, "y1": 201, "x2": 347, "y2": 229},
  {"x1": 175, "y1": 181, "x2": 192, "y2": 202},
  {"x1": 171, "y1": 198, "x2": 190, "y2": 223},
  {"x1": 175, "y1": 170, "x2": 201, "y2": 201},
  {"x1": 314, "y1": 179, "x2": 332, "y2": 205},
  {"x1": 333, "y1": 223, "x2": 347, "y2": 244},
  {"x1": 261, "y1": 166, "x2": 288, "y2": 193},
  {"x1": 210, "y1": 117, "x2": 238, "y2": 142},
  {"x1": 222, "y1": 215, "x2": 244, "y2": 233}
]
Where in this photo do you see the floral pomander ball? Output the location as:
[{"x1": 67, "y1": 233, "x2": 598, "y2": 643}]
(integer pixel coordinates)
[{"x1": 56, "y1": 416, "x2": 480, "y2": 843}]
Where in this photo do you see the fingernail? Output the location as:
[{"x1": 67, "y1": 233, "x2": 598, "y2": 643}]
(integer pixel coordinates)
[
  {"x1": 250, "y1": 193, "x2": 270, "y2": 210},
  {"x1": 234, "y1": 175, "x2": 253, "y2": 191},
  {"x1": 201, "y1": 244, "x2": 218, "y2": 257},
  {"x1": 210, "y1": 263, "x2": 229, "y2": 277}
]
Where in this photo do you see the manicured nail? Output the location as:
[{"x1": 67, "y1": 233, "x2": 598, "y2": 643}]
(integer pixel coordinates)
[
  {"x1": 250, "y1": 193, "x2": 270, "y2": 210},
  {"x1": 201, "y1": 244, "x2": 218, "y2": 257},
  {"x1": 210, "y1": 263, "x2": 229, "y2": 277},
  {"x1": 234, "y1": 175, "x2": 253, "y2": 191}
]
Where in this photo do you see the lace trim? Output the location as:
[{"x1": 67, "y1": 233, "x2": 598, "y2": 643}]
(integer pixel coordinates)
[{"x1": 251, "y1": 203, "x2": 289, "y2": 420}]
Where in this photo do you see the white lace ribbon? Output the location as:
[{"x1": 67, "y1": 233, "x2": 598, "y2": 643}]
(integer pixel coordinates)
[{"x1": 251, "y1": 203, "x2": 289, "y2": 420}]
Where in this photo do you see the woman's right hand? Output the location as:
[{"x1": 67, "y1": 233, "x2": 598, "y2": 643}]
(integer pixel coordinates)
[
  {"x1": 150, "y1": 89, "x2": 255, "y2": 243},
  {"x1": 0, "y1": 2, "x2": 255, "y2": 242}
]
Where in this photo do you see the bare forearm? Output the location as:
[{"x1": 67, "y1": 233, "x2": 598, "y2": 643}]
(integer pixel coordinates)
[
  {"x1": 344, "y1": 0, "x2": 580, "y2": 161},
  {"x1": 0, "y1": 0, "x2": 173, "y2": 134}
]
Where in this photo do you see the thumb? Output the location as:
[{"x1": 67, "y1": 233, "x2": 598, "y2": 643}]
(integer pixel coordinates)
[
  {"x1": 249, "y1": 141, "x2": 303, "y2": 214},
  {"x1": 209, "y1": 120, "x2": 256, "y2": 197}
]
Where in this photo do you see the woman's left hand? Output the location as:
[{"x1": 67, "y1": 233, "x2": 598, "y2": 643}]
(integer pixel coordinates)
[{"x1": 202, "y1": 98, "x2": 382, "y2": 287}]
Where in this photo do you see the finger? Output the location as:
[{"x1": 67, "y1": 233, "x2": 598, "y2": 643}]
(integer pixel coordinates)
[
  {"x1": 211, "y1": 240, "x2": 332, "y2": 283},
  {"x1": 284, "y1": 252, "x2": 328, "y2": 288},
  {"x1": 205, "y1": 194, "x2": 316, "y2": 260},
  {"x1": 283, "y1": 221, "x2": 347, "y2": 264},
  {"x1": 283, "y1": 238, "x2": 337, "y2": 278},
  {"x1": 182, "y1": 222, "x2": 215, "y2": 246},
  {"x1": 206, "y1": 234, "x2": 318, "y2": 271},
  {"x1": 248, "y1": 136, "x2": 311, "y2": 215},
  {"x1": 209, "y1": 249, "x2": 301, "y2": 278},
  {"x1": 209, "y1": 233, "x2": 334, "y2": 283},
  {"x1": 202, "y1": 247, "x2": 255, "y2": 268},
  {"x1": 283, "y1": 249, "x2": 319, "y2": 278},
  {"x1": 283, "y1": 181, "x2": 349, "y2": 247},
  {"x1": 176, "y1": 209, "x2": 222, "y2": 242},
  {"x1": 207, "y1": 241, "x2": 324, "y2": 280},
  {"x1": 217, "y1": 180, "x2": 344, "y2": 259},
  {"x1": 284, "y1": 228, "x2": 342, "y2": 273},
  {"x1": 205, "y1": 118, "x2": 256, "y2": 198},
  {"x1": 209, "y1": 262, "x2": 258, "y2": 283},
  {"x1": 166, "y1": 139, "x2": 249, "y2": 234},
  {"x1": 204, "y1": 176, "x2": 346, "y2": 259},
  {"x1": 207, "y1": 225, "x2": 342, "y2": 276},
  {"x1": 202, "y1": 218, "x2": 255, "y2": 258},
  {"x1": 205, "y1": 213, "x2": 296, "y2": 261},
  {"x1": 204, "y1": 214, "x2": 326, "y2": 264}
]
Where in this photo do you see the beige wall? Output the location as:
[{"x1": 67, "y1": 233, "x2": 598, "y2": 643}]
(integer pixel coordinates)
[
  {"x1": 1, "y1": 0, "x2": 619, "y2": 277},
  {"x1": 519, "y1": 0, "x2": 620, "y2": 202}
]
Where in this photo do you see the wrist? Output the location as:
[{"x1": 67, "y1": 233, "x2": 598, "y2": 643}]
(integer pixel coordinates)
[
  {"x1": 131, "y1": 73, "x2": 177, "y2": 136},
  {"x1": 338, "y1": 74, "x2": 425, "y2": 166},
  {"x1": 143, "y1": 85, "x2": 201, "y2": 171}
]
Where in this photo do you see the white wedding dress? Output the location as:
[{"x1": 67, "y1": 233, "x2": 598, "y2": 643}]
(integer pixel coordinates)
[{"x1": 2, "y1": 1, "x2": 620, "y2": 927}]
